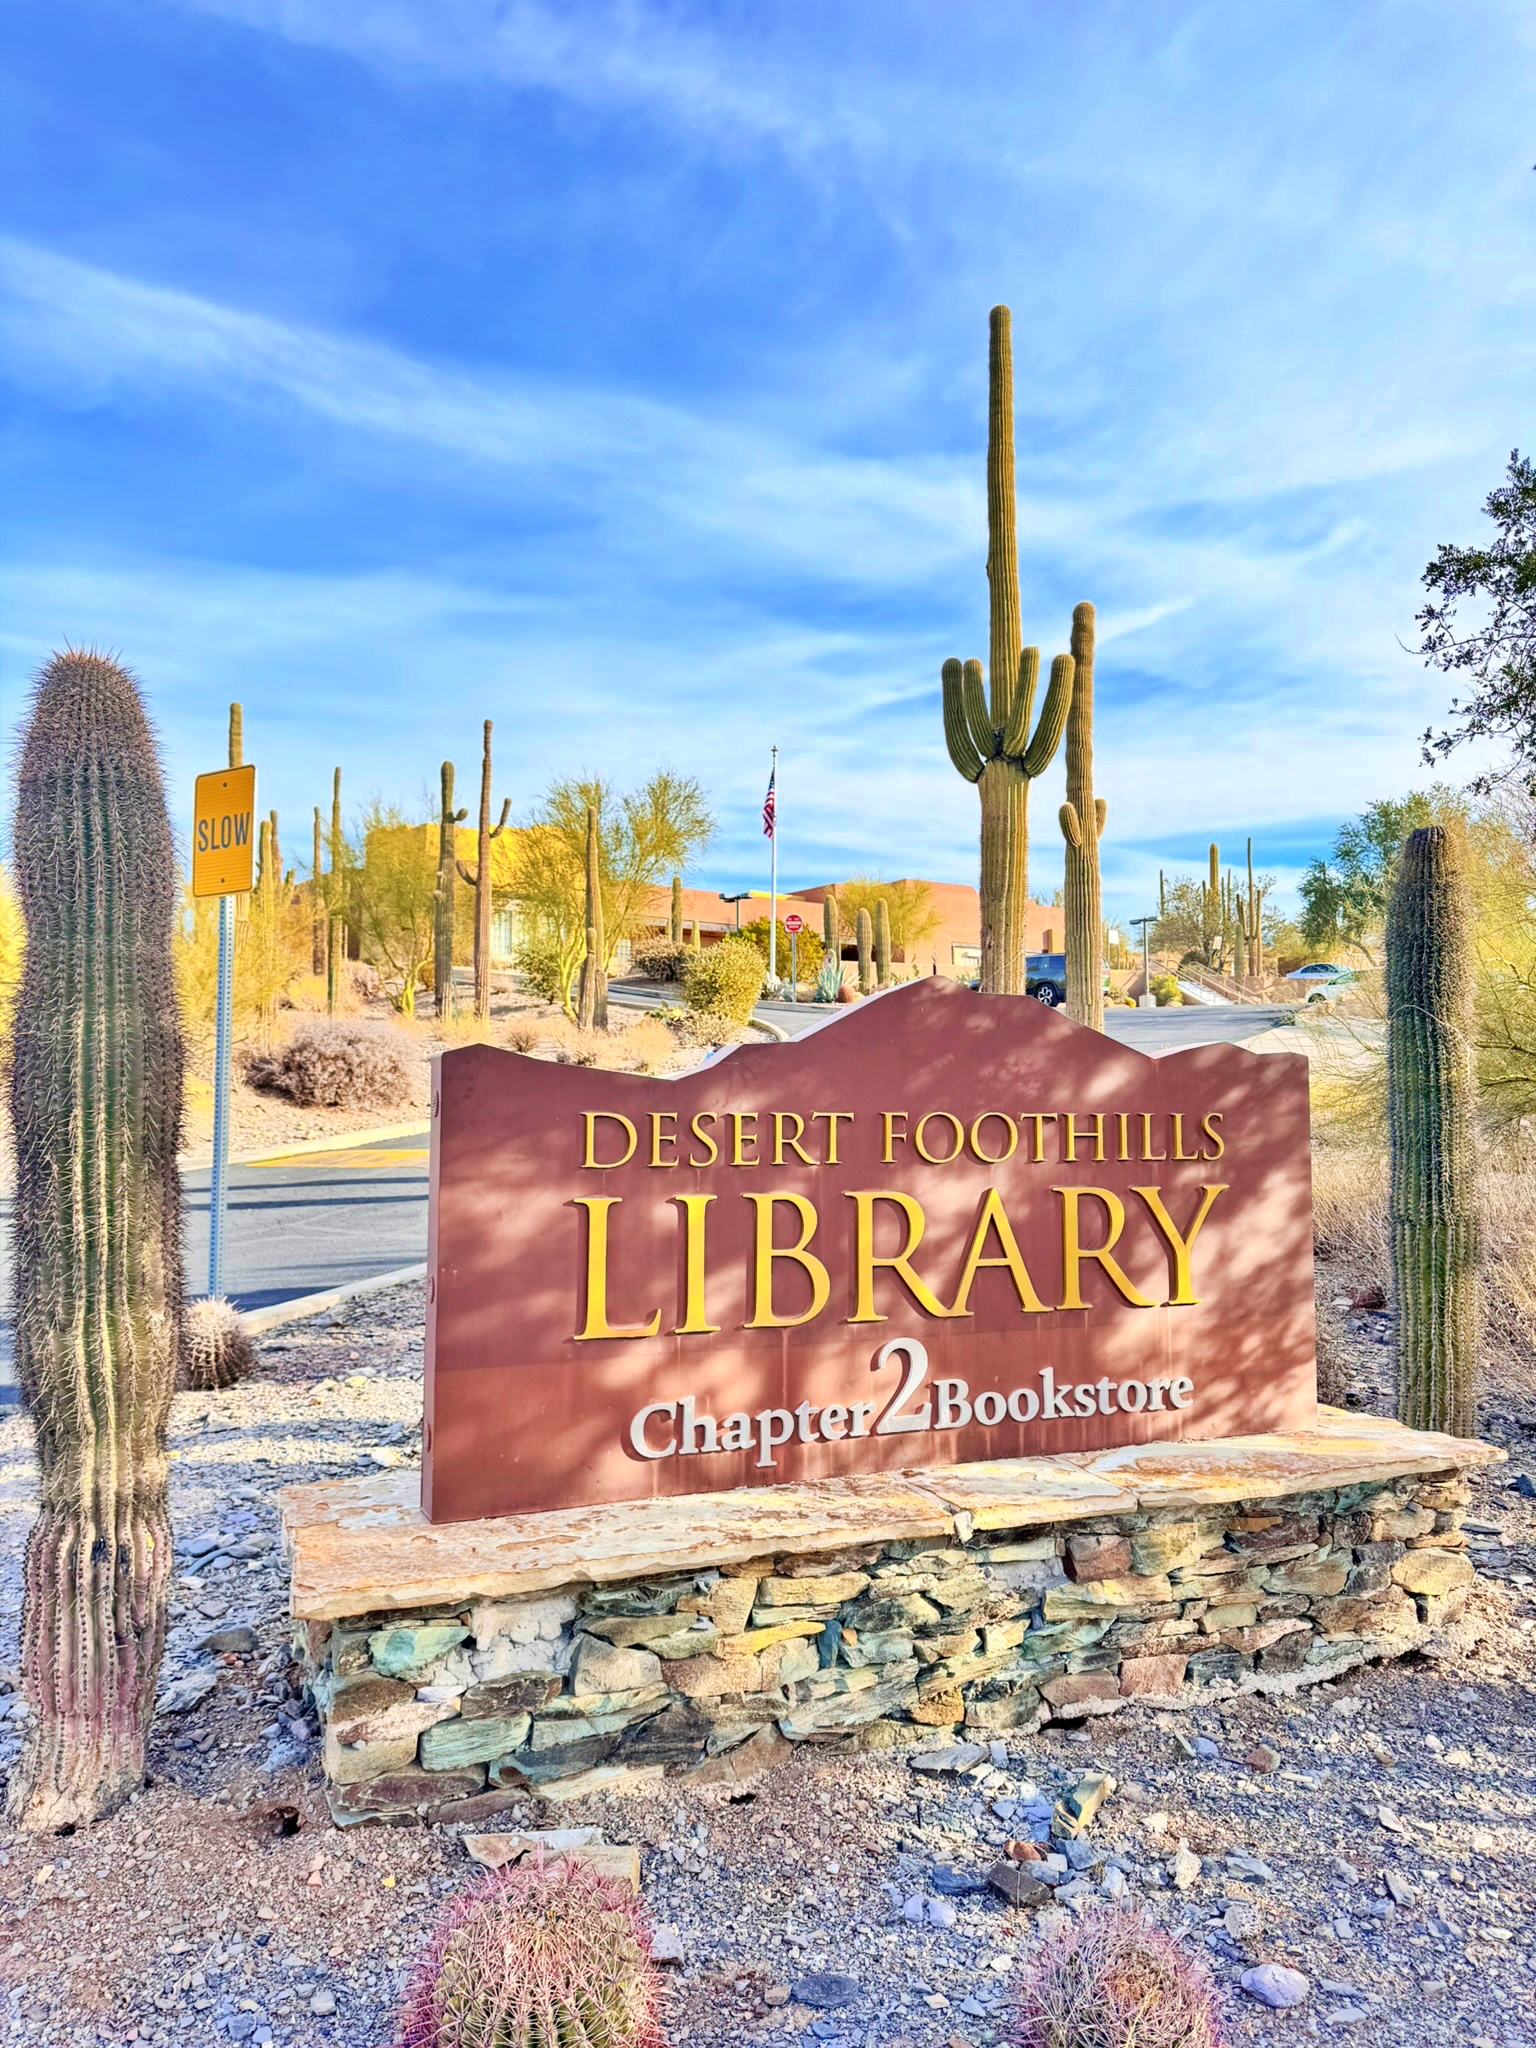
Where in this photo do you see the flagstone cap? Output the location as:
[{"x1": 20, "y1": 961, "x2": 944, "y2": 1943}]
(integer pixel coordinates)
[{"x1": 281, "y1": 1410, "x2": 1501, "y2": 1621}]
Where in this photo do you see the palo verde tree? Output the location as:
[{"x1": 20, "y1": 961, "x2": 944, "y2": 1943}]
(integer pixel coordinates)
[
  {"x1": 941, "y1": 306, "x2": 1074, "y2": 993},
  {"x1": 576, "y1": 803, "x2": 609, "y2": 1031},
  {"x1": 8, "y1": 650, "x2": 184, "y2": 1830}
]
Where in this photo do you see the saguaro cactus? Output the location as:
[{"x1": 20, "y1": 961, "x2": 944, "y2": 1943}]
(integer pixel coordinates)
[
  {"x1": 8, "y1": 650, "x2": 184, "y2": 1830},
  {"x1": 941, "y1": 307, "x2": 1074, "y2": 994},
  {"x1": 1387, "y1": 826, "x2": 1479, "y2": 1437},
  {"x1": 455, "y1": 721, "x2": 511, "y2": 1021},
  {"x1": 577, "y1": 803, "x2": 608, "y2": 1030},
  {"x1": 669, "y1": 874, "x2": 684, "y2": 946},
  {"x1": 1058, "y1": 600, "x2": 1105, "y2": 1030},
  {"x1": 856, "y1": 905, "x2": 874, "y2": 994},
  {"x1": 822, "y1": 890, "x2": 838, "y2": 959},
  {"x1": 874, "y1": 897, "x2": 892, "y2": 986},
  {"x1": 434, "y1": 762, "x2": 467, "y2": 1021}
]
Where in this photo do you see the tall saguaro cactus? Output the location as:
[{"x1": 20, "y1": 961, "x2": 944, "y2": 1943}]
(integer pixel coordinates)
[
  {"x1": 856, "y1": 906, "x2": 874, "y2": 994},
  {"x1": 822, "y1": 889, "x2": 838, "y2": 958},
  {"x1": 8, "y1": 650, "x2": 184, "y2": 1830},
  {"x1": 455, "y1": 721, "x2": 511, "y2": 1021},
  {"x1": 434, "y1": 762, "x2": 467, "y2": 1021},
  {"x1": 577, "y1": 804, "x2": 608, "y2": 1030},
  {"x1": 942, "y1": 307, "x2": 1074, "y2": 993},
  {"x1": 1058, "y1": 600, "x2": 1105, "y2": 1030},
  {"x1": 669, "y1": 874, "x2": 684, "y2": 946},
  {"x1": 1387, "y1": 826, "x2": 1479, "y2": 1437},
  {"x1": 874, "y1": 897, "x2": 892, "y2": 986}
]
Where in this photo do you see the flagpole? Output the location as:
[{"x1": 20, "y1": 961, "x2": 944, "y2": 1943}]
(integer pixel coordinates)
[{"x1": 767, "y1": 744, "x2": 779, "y2": 983}]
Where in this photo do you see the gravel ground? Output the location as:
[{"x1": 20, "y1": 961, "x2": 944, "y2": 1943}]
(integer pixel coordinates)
[{"x1": 0, "y1": 1285, "x2": 1533, "y2": 2048}]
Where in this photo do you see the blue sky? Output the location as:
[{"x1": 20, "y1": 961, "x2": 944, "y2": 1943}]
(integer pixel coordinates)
[{"x1": 2, "y1": 1, "x2": 1531, "y2": 920}]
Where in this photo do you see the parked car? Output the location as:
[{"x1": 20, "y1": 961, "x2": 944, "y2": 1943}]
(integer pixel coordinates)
[
  {"x1": 1285, "y1": 962, "x2": 1354, "y2": 982},
  {"x1": 1025, "y1": 951, "x2": 1067, "y2": 1006}
]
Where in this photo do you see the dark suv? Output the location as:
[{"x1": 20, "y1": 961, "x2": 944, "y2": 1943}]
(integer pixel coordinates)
[{"x1": 1025, "y1": 952, "x2": 1067, "y2": 1007}]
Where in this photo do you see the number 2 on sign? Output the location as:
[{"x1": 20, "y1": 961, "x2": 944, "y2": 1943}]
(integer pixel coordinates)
[{"x1": 872, "y1": 1336, "x2": 931, "y2": 1434}]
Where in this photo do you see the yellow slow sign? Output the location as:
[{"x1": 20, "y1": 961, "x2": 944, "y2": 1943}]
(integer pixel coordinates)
[{"x1": 191, "y1": 765, "x2": 257, "y2": 897}]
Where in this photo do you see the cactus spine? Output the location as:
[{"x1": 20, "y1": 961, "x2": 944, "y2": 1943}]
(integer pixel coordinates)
[
  {"x1": 856, "y1": 906, "x2": 874, "y2": 994},
  {"x1": 455, "y1": 721, "x2": 511, "y2": 1021},
  {"x1": 577, "y1": 803, "x2": 609, "y2": 1031},
  {"x1": 8, "y1": 651, "x2": 184, "y2": 1829},
  {"x1": 1387, "y1": 826, "x2": 1479, "y2": 1437},
  {"x1": 941, "y1": 307, "x2": 1074, "y2": 993},
  {"x1": 874, "y1": 897, "x2": 891, "y2": 986},
  {"x1": 434, "y1": 762, "x2": 467, "y2": 1020},
  {"x1": 669, "y1": 874, "x2": 683, "y2": 946},
  {"x1": 1058, "y1": 600, "x2": 1105, "y2": 1029}
]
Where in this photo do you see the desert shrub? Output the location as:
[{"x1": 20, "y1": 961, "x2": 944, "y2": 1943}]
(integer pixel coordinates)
[
  {"x1": 1014, "y1": 1907, "x2": 1224, "y2": 2048},
  {"x1": 668, "y1": 1007, "x2": 748, "y2": 1049},
  {"x1": 631, "y1": 939, "x2": 690, "y2": 983},
  {"x1": 738, "y1": 915, "x2": 825, "y2": 985},
  {"x1": 350, "y1": 961, "x2": 382, "y2": 1003},
  {"x1": 246, "y1": 1020, "x2": 414, "y2": 1108},
  {"x1": 395, "y1": 1859, "x2": 665, "y2": 2048},
  {"x1": 1149, "y1": 973, "x2": 1184, "y2": 1007},
  {"x1": 682, "y1": 935, "x2": 764, "y2": 1023},
  {"x1": 179, "y1": 1296, "x2": 256, "y2": 1392},
  {"x1": 283, "y1": 971, "x2": 363, "y2": 1017},
  {"x1": 613, "y1": 1015, "x2": 677, "y2": 1072},
  {"x1": 504, "y1": 1017, "x2": 546, "y2": 1053}
]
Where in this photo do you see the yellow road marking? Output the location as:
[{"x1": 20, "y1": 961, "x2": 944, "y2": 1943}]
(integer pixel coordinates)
[{"x1": 245, "y1": 1147, "x2": 428, "y2": 1171}]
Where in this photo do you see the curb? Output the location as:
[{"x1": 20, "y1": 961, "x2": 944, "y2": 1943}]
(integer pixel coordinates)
[
  {"x1": 180, "y1": 1120, "x2": 431, "y2": 1172},
  {"x1": 240, "y1": 1263, "x2": 428, "y2": 1335}
]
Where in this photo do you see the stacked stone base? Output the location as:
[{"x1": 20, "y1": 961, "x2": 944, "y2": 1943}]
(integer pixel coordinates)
[{"x1": 285, "y1": 1428, "x2": 1493, "y2": 1826}]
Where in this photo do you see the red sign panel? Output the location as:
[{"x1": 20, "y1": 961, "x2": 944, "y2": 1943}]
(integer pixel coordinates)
[
  {"x1": 423, "y1": 980, "x2": 1316, "y2": 1523},
  {"x1": 783, "y1": 913, "x2": 805, "y2": 934}
]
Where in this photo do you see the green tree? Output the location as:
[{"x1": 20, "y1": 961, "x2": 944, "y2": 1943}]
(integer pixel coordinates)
[
  {"x1": 513, "y1": 772, "x2": 713, "y2": 1018},
  {"x1": 356, "y1": 806, "x2": 439, "y2": 1014},
  {"x1": 824, "y1": 877, "x2": 941, "y2": 962},
  {"x1": 1419, "y1": 451, "x2": 1536, "y2": 796},
  {"x1": 739, "y1": 915, "x2": 824, "y2": 986},
  {"x1": 1298, "y1": 795, "x2": 1453, "y2": 963}
]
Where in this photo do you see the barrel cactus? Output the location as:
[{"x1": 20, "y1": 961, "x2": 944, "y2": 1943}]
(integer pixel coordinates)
[
  {"x1": 874, "y1": 896, "x2": 891, "y2": 986},
  {"x1": 855, "y1": 905, "x2": 874, "y2": 994},
  {"x1": 1058, "y1": 600, "x2": 1106, "y2": 1030},
  {"x1": 180, "y1": 1297, "x2": 255, "y2": 1392},
  {"x1": 8, "y1": 649, "x2": 184, "y2": 1830},
  {"x1": 1014, "y1": 1907, "x2": 1224, "y2": 2048},
  {"x1": 1387, "y1": 825, "x2": 1479, "y2": 1437},
  {"x1": 941, "y1": 306, "x2": 1074, "y2": 993},
  {"x1": 396, "y1": 1859, "x2": 666, "y2": 2048}
]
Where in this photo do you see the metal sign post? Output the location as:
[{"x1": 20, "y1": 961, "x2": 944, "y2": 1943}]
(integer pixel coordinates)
[
  {"x1": 192, "y1": 764, "x2": 257, "y2": 1299},
  {"x1": 784, "y1": 911, "x2": 804, "y2": 1003}
]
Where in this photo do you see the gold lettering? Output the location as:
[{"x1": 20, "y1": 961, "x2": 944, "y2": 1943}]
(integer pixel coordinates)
[
  {"x1": 688, "y1": 1111, "x2": 719, "y2": 1167},
  {"x1": 1170, "y1": 1112, "x2": 1201, "y2": 1161},
  {"x1": 574, "y1": 1197, "x2": 661, "y2": 1339},
  {"x1": 649, "y1": 1111, "x2": 678, "y2": 1168},
  {"x1": 744, "y1": 1193, "x2": 830, "y2": 1327},
  {"x1": 948, "y1": 1187, "x2": 1047, "y2": 1315},
  {"x1": 730, "y1": 1111, "x2": 759, "y2": 1166},
  {"x1": 1200, "y1": 1111, "x2": 1225, "y2": 1160},
  {"x1": 914, "y1": 1111, "x2": 964, "y2": 1164},
  {"x1": 582, "y1": 1111, "x2": 637, "y2": 1170},
  {"x1": 1138, "y1": 1111, "x2": 1168, "y2": 1162},
  {"x1": 1132, "y1": 1184, "x2": 1228, "y2": 1304},
  {"x1": 846, "y1": 1190, "x2": 963, "y2": 1324},
  {"x1": 671, "y1": 1193, "x2": 719, "y2": 1333},
  {"x1": 1115, "y1": 1111, "x2": 1131, "y2": 1161},
  {"x1": 1021, "y1": 1112, "x2": 1057, "y2": 1162},
  {"x1": 1061, "y1": 1112, "x2": 1106, "y2": 1162},
  {"x1": 968, "y1": 1111, "x2": 1018, "y2": 1164},
  {"x1": 772, "y1": 1111, "x2": 817, "y2": 1167},
  {"x1": 812, "y1": 1110, "x2": 853, "y2": 1164},
  {"x1": 1053, "y1": 1186, "x2": 1159, "y2": 1311},
  {"x1": 880, "y1": 1110, "x2": 908, "y2": 1163}
]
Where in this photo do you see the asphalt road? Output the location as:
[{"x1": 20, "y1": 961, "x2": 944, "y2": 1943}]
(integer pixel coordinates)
[{"x1": 0, "y1": 999, "x2": 1297, "y2": 1401}]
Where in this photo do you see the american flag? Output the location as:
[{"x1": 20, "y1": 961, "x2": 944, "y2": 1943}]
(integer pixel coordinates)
[{"x1": 762, "y1": 765, "x2": 776, "y2": 838}]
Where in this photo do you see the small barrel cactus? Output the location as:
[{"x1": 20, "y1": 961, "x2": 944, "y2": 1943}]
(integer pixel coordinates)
[
  {"x1": 180, "y1": 1297, "x2": 256, "y2": 1392},
  {"x1": 1014, "y1": 1907, "x2": 1225, "y2": 2048},
  {"x1": 396, "y1": 1859, "x2": 665, "y2": 2048}
]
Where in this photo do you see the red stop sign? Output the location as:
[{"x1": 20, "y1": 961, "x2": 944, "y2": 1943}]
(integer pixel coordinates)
[{"x1": 783, "y1": 913, "x2": 804, "y2": 935}]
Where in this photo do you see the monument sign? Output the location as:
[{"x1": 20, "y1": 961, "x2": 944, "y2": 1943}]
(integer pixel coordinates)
[{"x1": 423, "y1": 979, "x2": 1315, "y2": 1522}]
